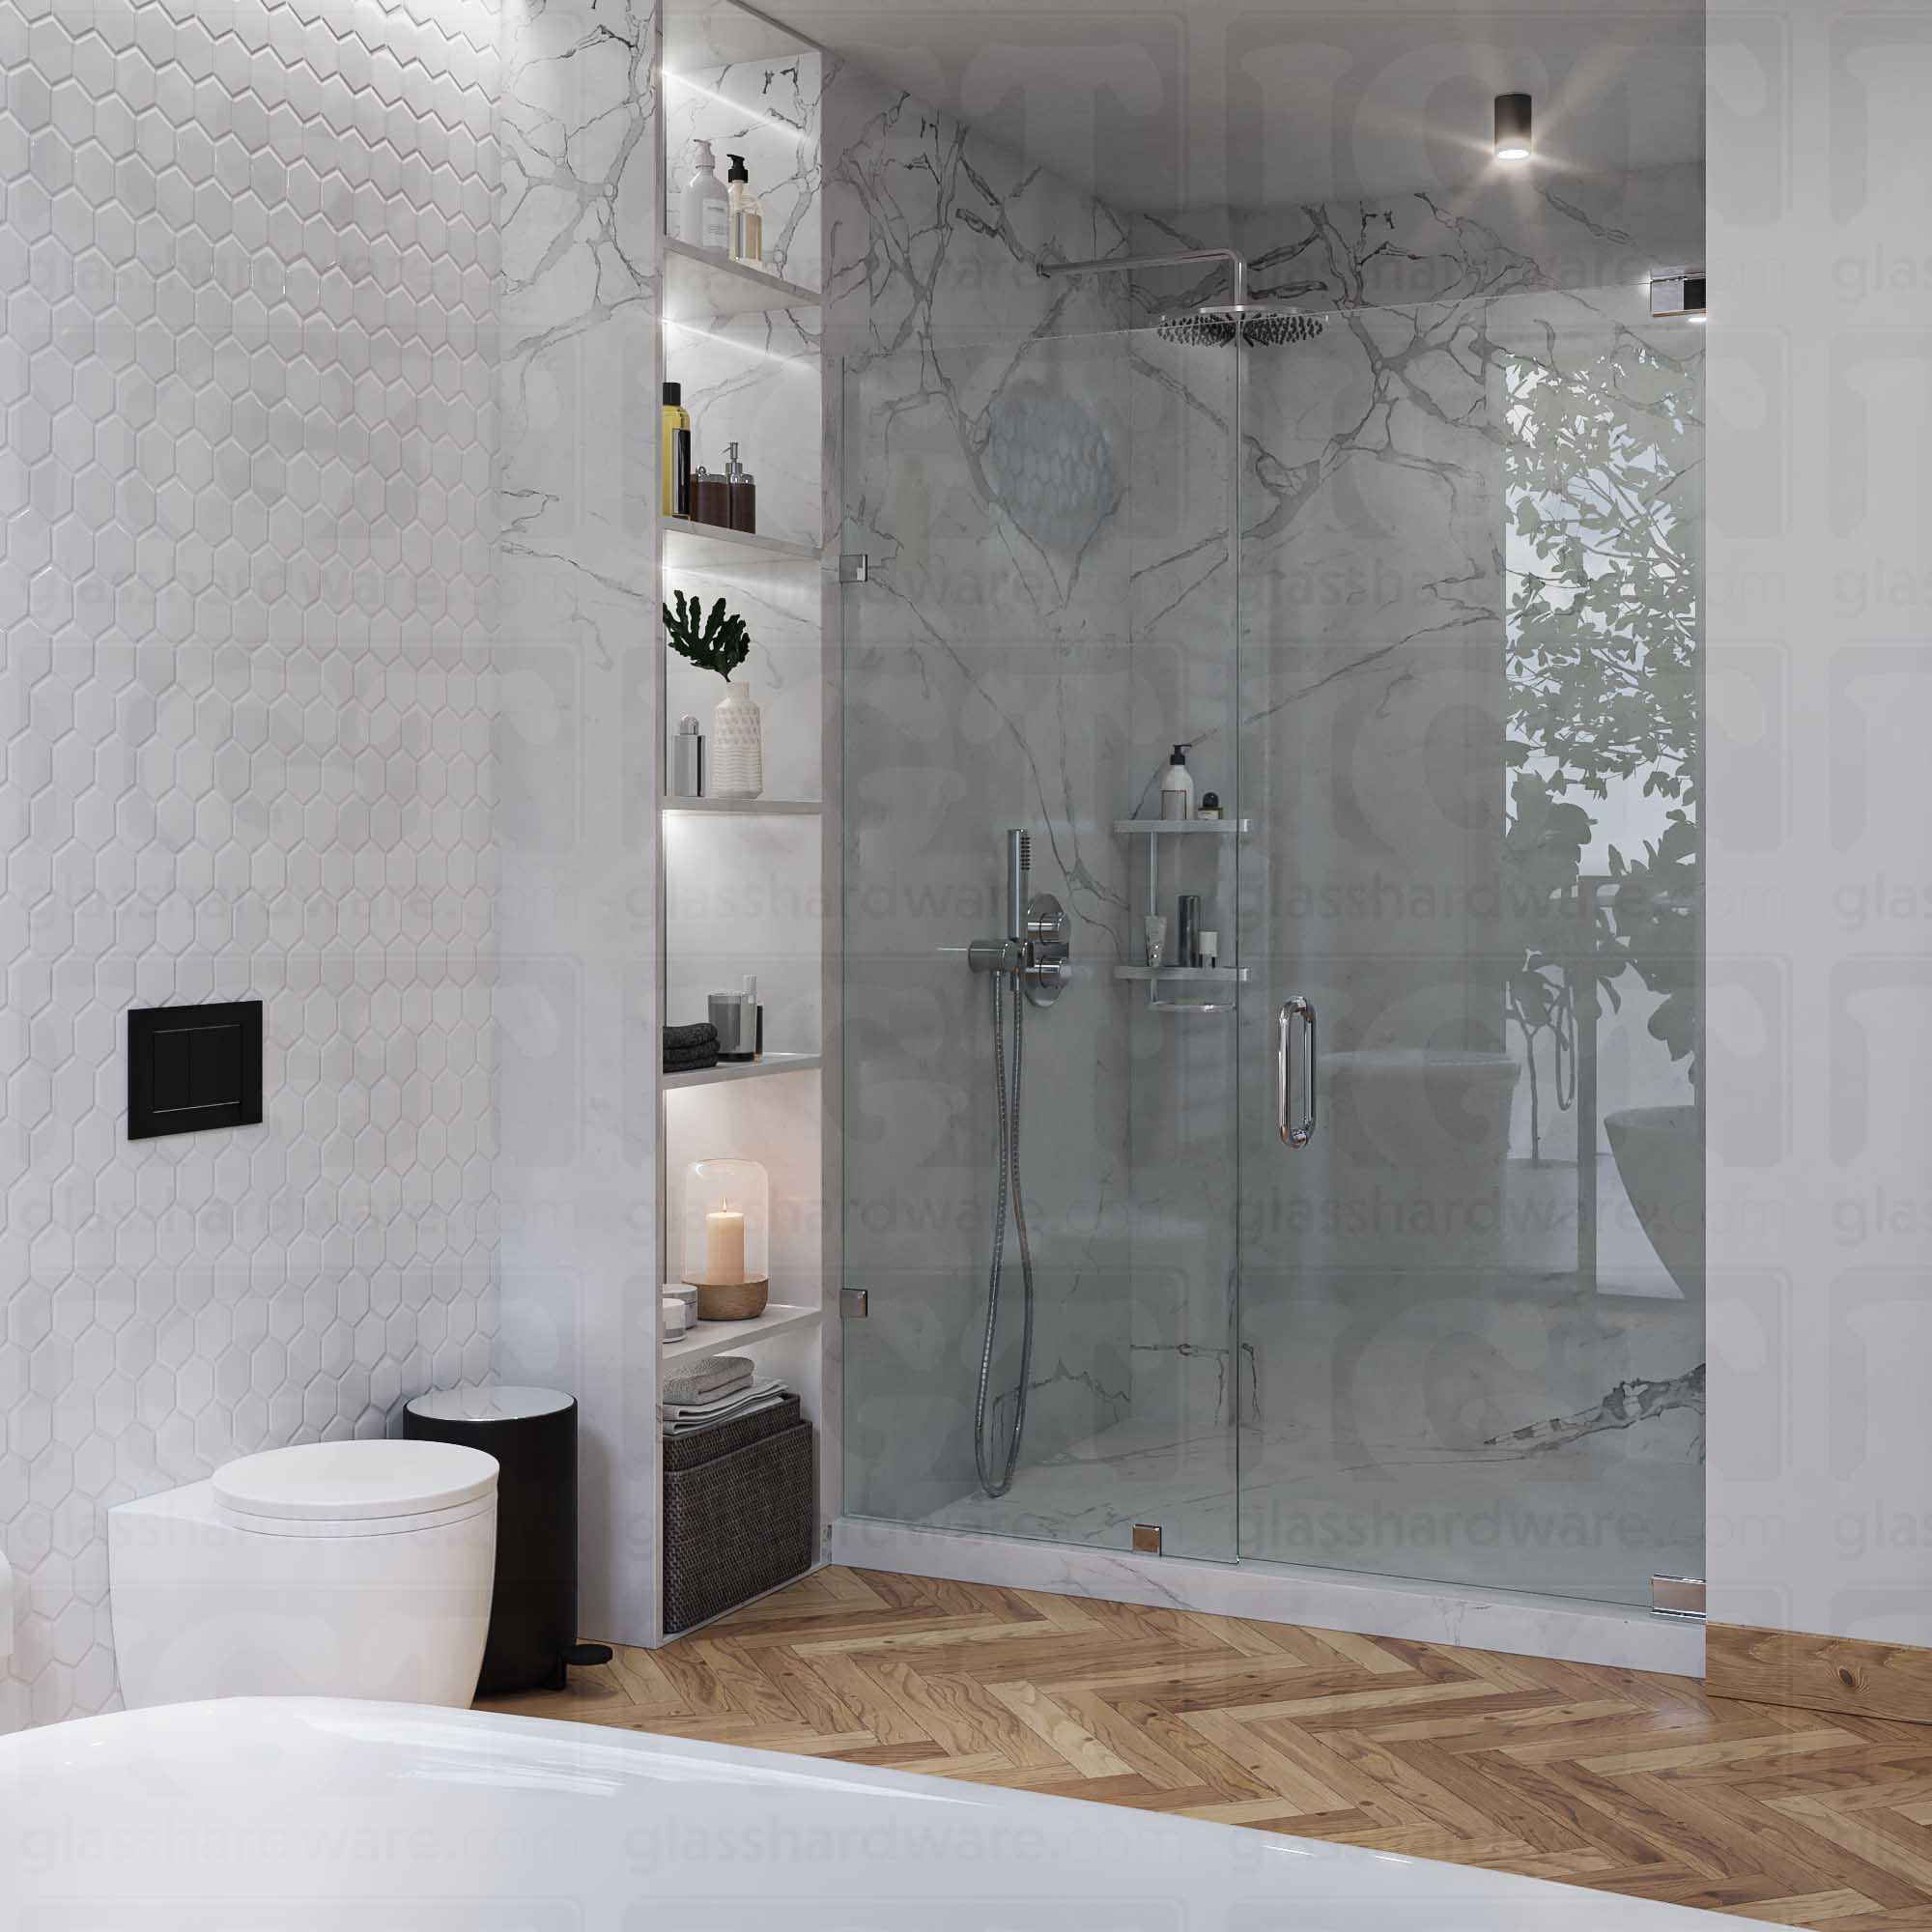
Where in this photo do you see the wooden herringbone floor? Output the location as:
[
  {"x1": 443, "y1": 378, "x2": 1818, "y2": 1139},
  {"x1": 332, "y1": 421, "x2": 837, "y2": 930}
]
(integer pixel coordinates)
[{"x1": 481, "y1": 1568, "x2": 1932, "y2": 1929}]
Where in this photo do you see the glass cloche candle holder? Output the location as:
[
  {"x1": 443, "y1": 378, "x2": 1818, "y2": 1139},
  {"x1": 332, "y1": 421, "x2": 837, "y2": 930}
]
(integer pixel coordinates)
[{"x1": 680, "y1": 1158, "x2": 770, "y2": 1321}]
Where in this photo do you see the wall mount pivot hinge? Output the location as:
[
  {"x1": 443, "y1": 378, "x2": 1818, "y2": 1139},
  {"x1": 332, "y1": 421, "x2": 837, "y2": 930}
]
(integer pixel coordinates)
[
  {"x1": 1649, "y1": 270, "x2": 1707, "y2": 319},
  {"x1": 838, "y1": 553, "x2": 871, "y2": 583},
  {"x1": 1132, "y1": 1523, "x2": 1163, "y2": 1555},
  {"x1": 1651, "y1": 1576, "x2": 1706, "y2": 1622},
  {"x1": 839, "y1": 1288, "x2": 868, "y2": 1319}
]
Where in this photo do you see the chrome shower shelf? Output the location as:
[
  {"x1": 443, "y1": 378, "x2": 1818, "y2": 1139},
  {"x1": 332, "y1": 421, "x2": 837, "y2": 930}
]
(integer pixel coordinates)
[
  {"x1": 1112, "y1": 817, "x2": 1250, "y2": 837},
  {"x1": 1115, "y1": 814, "x2": 1245, "y2": 1012},
  {"x1": 1116, "y1": 964, "x2": 1245, "y2": 1015}
]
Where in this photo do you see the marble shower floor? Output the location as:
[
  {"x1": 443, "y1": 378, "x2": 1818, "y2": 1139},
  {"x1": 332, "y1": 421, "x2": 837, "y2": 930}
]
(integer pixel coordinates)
[
  {"x1": 921, "y1": 1411, "x2": 1237, "y2": 1559},
  {"x1": 918, "y1": 1404, "x2": 1701, "y2": 1608}
]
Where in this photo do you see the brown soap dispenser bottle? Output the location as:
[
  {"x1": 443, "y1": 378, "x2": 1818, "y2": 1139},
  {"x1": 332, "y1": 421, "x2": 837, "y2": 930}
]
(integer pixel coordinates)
[
  {"x1": 691, "y1": 465, "x2": 728, "y2": 527},
  {"x1": 725, "y1": 441, "x2": 756, "y2": 533}
]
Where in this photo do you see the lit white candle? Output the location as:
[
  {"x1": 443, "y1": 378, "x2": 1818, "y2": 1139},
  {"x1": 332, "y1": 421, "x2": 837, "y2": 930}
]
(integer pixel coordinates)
[{"x1": 703, "y1": 1207, "x2": 746, "y2": 1285}]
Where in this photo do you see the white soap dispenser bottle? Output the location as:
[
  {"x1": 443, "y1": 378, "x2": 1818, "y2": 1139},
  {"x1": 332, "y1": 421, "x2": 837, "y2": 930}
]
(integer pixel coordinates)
[
  {"x1": 679, "y1": 139, "x2": 730, "y2": 253},
  {"x1": 1159, "y1": 743, "x2": 1195, "y2": 820}
]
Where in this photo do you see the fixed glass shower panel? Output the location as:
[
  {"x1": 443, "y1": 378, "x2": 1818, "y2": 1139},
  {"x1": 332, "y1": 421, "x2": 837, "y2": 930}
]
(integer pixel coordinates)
[
  {"x1": 1236, "y1": 285, "x2": 1706, "y2": 1606},
  {"x1": 838, "y1": 313, "x2": 1240, "y2": 1561}
]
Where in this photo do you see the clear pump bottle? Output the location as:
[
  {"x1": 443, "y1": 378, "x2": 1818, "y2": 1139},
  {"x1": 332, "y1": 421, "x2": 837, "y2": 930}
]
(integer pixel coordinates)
[{"x1": 726, "y1": 154, "x2": 764, "y2": 267}]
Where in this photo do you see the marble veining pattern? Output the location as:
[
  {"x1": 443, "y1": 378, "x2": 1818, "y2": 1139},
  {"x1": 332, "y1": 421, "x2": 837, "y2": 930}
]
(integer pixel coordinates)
[{"x1": 1121, "y1": 162, "x2": 1704, "y2": 318}]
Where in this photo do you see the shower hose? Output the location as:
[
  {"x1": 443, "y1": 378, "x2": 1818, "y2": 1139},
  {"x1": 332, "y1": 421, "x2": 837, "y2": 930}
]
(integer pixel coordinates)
[{"x1": 974, "y1": 967, "x2": 1037, "y2": 1498}]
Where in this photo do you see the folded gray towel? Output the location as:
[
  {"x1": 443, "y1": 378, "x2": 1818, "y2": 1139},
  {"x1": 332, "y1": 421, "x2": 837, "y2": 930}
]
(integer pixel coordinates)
[
  {"x1": 663, "y1": 1355, "x2": 753, "y2": 1406},
  {"x1": 662, "y1": 1392, "x2": 783, "y2": 1438},
  {"x1": 661, "y1": 1374, "x2": 781, "y2": 1423},
  {"x1": 662, "y1": 1380, "x2": 765, "y2": 1421},
  {"x1": 664, "y1": 1022, "x2": 718, "y2": 1051}
]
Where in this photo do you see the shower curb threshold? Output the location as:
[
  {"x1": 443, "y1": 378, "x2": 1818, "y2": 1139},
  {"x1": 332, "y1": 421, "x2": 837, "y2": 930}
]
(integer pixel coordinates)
[{"x1": 828, "y1": 1517, "x2": 1704, "y2": 1679}]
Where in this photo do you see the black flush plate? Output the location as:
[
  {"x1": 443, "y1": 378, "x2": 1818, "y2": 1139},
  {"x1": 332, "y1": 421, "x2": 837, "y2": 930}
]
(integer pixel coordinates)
[{"x1": 128, "y1": 1000, "x2": 264, "y2": 1140}]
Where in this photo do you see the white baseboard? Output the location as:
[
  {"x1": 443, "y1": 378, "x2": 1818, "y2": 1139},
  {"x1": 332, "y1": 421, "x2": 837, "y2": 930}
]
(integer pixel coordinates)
[{"x1": 830, "y1": 1517, "x2": 1704, "y2": 1678}]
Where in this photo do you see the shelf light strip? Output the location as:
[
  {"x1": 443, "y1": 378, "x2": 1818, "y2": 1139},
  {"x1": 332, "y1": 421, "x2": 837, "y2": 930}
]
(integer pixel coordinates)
[{"x1": 660, "y1": 315, "x2": 820, "y2": 369}]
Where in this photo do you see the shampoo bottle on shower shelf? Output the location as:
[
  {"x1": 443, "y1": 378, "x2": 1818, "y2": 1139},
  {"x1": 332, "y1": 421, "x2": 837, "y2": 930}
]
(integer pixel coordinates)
[
  {"x1": 679, "y1": 139, "x2": 730, "y2": 253},
  {"x1": 661, "y1": 382, "x2": 692, "y2": 519},
  {"x1": 726, "y1": 154, "x2": 763, "y2": 267},
  {"x1": 1177, "y1": 894, "x2": 1202, "y2": 968},
  {"x1": 1159, "y1": 743, "x2": 1194, "y2": 820}
]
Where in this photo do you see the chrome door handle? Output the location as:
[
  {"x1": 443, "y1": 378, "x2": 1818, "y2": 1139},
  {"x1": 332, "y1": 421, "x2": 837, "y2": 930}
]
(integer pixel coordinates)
[{"x1": 1277, "y1": 997, "x2": 1316, "y2": 1149}]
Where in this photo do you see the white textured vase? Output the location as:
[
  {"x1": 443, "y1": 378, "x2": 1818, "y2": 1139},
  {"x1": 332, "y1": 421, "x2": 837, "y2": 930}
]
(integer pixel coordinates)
[{"x1": 709, "y1": 680, "x2": 763, "y2": 799}]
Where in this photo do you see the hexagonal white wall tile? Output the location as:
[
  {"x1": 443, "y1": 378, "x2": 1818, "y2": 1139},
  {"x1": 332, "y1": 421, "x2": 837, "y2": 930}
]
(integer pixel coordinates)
[{"x1": 0, "y1": 0, "x2": 503, "y2": 1726}]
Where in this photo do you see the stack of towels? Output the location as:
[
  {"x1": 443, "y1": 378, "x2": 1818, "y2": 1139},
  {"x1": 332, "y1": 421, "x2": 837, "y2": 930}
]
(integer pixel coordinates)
[
  {"x1": 661, "y1": 1354, "x2": 784, "y2": 1438},
  {"x1": 664, "y1": 1022, "x2": 718, "y2": 1076}
]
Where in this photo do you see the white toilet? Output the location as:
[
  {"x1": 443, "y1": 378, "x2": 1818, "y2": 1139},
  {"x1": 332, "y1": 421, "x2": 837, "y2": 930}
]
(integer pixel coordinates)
[{"x1": 109, "y1": 1438, "x2": 499, "y2": 1711}]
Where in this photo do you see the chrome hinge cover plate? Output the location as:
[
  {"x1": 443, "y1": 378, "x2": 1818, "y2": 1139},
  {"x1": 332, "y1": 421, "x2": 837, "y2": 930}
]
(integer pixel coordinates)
[{"x1": 1652, "y1": 1575, "x2": 1706, "y2": 1621}]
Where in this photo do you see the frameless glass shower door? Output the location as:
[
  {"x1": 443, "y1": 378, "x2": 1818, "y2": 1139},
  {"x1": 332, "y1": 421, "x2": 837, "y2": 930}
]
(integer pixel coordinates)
[
  {"x1": 837, "y1": 270, "x2": 1704, "y2": 1609},
  {"x1": 1236, "y1": 285, "x2": 1706, "y2": 1606},
  {"x1": 838, "y1": 311, "x2": 1241, "y2": 1561}
]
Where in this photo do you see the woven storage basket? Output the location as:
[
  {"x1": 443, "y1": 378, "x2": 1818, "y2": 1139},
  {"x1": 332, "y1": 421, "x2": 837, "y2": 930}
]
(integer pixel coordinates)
[
  {"x1": 662, "y1": 1392, "x2": 800, "y2": 1471},
  {"x1": 663, "y1": 1397, "x2": 815, "y2": 1634}
]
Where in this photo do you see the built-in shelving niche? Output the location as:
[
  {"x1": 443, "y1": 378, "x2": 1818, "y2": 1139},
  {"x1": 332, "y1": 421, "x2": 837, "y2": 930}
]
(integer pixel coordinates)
[
  {"x1": 652, "y1": 0, "x2": 834, "y2": 1646},
  {"x1": 660, "y1": 8, "x2": 822, "y2": 559}
]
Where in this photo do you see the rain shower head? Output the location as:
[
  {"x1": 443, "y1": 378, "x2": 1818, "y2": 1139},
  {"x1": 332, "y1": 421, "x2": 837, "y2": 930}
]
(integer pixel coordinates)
[
  {"x1": 1239, "y1": 308, "x2": 1327, "y2": 347},
  {"x1": 1155, "y1": 309, "x2": 1236, "y2": 348},
  {"x1": 1037, "y1": 249, "x2": 1327, "y2": 350},
  {"x1": 1155, "y1": 305, "x2": 1327, "y2": 349}
]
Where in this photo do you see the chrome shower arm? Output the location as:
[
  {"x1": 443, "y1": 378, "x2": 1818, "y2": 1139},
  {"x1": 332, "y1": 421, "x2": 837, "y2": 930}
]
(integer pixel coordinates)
[{"x1": 1038, "y1": 247, "x2": 1249, "y2": 308}]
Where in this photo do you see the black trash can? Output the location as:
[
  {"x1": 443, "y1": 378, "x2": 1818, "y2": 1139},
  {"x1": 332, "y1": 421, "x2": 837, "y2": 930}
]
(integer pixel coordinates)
[{"x1": 404, "y1": 1385, "x2": 589, "y2": 1694}]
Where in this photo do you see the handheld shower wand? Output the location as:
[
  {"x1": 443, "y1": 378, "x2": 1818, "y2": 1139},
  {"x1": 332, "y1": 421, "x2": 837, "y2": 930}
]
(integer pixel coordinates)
[
  {"x1": 966, "y1": 828, "x2": 1070, "y2": 1496},
  {"x1": 967, "y1": 831, "x2": 1069, "y2": 1005}
]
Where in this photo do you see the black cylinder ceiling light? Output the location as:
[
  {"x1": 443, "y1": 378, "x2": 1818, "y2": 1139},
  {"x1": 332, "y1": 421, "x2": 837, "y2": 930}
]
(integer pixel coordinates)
[{"x1": 1494, "y1": 92, "x2": 1532, "y2": 162}]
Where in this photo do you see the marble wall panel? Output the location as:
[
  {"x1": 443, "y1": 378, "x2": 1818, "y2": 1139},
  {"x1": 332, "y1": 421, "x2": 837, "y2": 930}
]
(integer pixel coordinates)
[{"x1": 494, "y1": 0, "x2": 663, "y2": 1645}]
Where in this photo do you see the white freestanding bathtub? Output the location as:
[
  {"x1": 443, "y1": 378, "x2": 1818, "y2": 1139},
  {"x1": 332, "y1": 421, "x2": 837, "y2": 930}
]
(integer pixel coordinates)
[{"x1": 0, "y1": 1697, "x2": 1768, "y2": 1928}]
